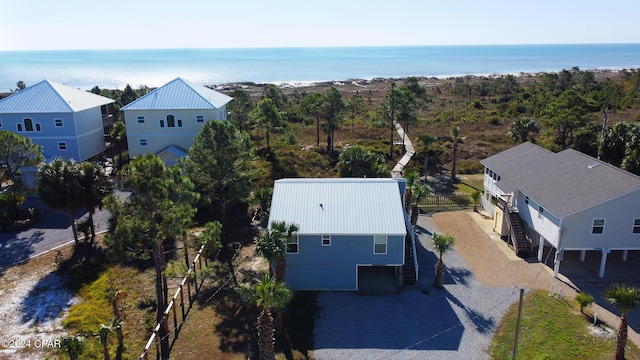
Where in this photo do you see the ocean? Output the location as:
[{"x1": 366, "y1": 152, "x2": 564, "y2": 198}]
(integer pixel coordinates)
[{"x1": 1, "y1": 44, "x2": 640, "y2": 92}]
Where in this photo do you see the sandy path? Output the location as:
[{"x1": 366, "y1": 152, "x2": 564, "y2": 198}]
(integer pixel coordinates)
[{"x1": 430, "y1": 210, "x2": 640, "y2": 347}]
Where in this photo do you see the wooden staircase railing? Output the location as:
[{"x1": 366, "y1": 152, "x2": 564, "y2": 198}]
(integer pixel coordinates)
[{"x1": 505, "y1": 206, "x2": 531, "y2": 258}]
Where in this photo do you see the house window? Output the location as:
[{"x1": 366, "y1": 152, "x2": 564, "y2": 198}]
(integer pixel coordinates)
[
  {"x1": 160, "y1": 120, "x2": 165, "y2": 128},
  {"x1": 58, "y1": 142, "x2": 67, "y2": 150},
  {"x1": 196, "y1": 115, "x2": 204, "y2": 123},
  {"x1": 538, "y1": 206, "x2": 544, "y2": 220},
  {"x1": 286, "y1": 235, "x2": 299, "y2": 254},
  {"x1": 35, "y1": 123, "x2": 41, "y2": 132},
  {"x1": 140, "y1": 138, "x2": 148, "y2": 146},
  {"x1": 24, "y1": 118, "x2": 34, "y2": 132},
  {"x1": 525, "y1": 196, "x2": 529, "y2": 205},
  {"x1": 54, "y1": 118, "x2": 63, "y2": 127},
  {"x1": 177, "y1": 119, "x2": 182, "y2": 127},
  {"x1": 592, "y1": 219, "x2": 605, "y2": 234},
  {"x1": 633, "y1": 219, "x2": 640, "y2": 234},
  {"x1": 167, "y1": 115, "x2": 175, "y2": 128},
  {"x1": 374, "y1": 235, "x2": 387, "y2": 254},
  {"x1": 137, "y1": 116, "x2": 145, "y2": 124},
  {"x1": 0, "y1": 119, "x2": 3, "y2": 128},
  {"x1": 17, "y1": 124, "x2": 23, "y2": 132},
  {"x1": 322, "y1": 234, "x2": 331, "y2": 246}
]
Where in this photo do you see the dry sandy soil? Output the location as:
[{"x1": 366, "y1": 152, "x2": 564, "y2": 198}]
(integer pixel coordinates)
[
  {"x1": 431, "y1": 210, "x2": 640, "y2": 347},
  {"x1": 0, "y1": 246, "x2": 76, "y2": 360}
]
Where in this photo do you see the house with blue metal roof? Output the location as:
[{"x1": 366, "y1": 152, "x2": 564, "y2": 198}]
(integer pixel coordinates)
[
  {"x1": 0, "y1": 80, "x2": 115, "y2": 186},
  {"x1": 120, "y1": 77, "x2": 232, "y2": 165},
  {"x1": 268, "y1": 178, "x2": 418, "y2": 291},
  {"x1": 481, "y1": 142, "x2": 640, "y2": 278}
]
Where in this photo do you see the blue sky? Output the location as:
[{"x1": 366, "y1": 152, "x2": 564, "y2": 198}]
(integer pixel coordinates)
[{"x1": 1, "y1": 0, "x2": 638, "y2": 51}]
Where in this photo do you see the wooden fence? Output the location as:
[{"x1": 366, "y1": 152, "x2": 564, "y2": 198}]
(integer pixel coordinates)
[
  {"x1": 418, "y1": 193, "x2": 473, "y2": 212},
  {"x1": 138, "y1": 245, "x2": 208, "y2": 360}
]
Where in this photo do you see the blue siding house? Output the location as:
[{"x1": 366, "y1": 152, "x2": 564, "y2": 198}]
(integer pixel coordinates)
[
  {"x1": 268, "y1": 178, "x2": 416, "y2": 291},
  {"x1": 0, "y1": 80, "x2": 115, "y2": 186}
]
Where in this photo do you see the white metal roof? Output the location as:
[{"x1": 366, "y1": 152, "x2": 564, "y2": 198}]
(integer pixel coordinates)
[
  {"x1": 268, "y1": 178, "x2": 407, "y2": 236},
  {"x1": 120, "y1": 77, "x2": 232, "y2": 111},
  {"x1": 0, "y1": 80, "x2": 115, "y2": 113}
]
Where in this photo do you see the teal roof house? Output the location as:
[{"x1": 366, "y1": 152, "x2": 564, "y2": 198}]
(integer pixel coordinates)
[
  {"x1": 120, "y1": 77, "x2": 232, "y2": 166},
  {"x1": 268, "y1": 178, "x2": 418, "y2": 291}
]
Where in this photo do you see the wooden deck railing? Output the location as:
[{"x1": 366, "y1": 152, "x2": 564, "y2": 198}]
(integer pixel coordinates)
[
  {"x1": 418, "y1": 193, "x2": 472, "y2": 211},
  {"x1": 138, "y1": 245, "x2": 208, "y2": 360}
]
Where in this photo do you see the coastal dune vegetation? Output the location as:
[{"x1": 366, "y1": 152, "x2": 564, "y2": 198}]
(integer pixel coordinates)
[{"x1": 3, "y1": 66, "x2": 640, "y2": 359}]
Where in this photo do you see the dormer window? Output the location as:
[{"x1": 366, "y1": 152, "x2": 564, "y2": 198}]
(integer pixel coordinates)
[{"x1": 24, "y1": 118, "x2": 34, "y2": 132}]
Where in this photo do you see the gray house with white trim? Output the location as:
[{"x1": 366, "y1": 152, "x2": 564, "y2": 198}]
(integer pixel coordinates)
[
  {"x1": 268, "y1": 178, "x2": 418, "y2": 291},
  {"x1": 120, "y1": 77, "x2": 232, "y2": 166},
  {"x1": 481, "y1": 142, "x2": 640, "y2": 278}
]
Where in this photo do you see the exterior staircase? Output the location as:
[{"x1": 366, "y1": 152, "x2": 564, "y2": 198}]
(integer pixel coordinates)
[
  {"x1": 403, "y1": 233, "x2": 417, "y2": 284},
  {"x1": 506, "y1": 207, "x2": 531, "y2": 258}
]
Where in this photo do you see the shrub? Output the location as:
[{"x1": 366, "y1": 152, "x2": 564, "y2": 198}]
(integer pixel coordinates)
[{"x1": 575, "y1": 291, "x2": 595, "y2": 314}]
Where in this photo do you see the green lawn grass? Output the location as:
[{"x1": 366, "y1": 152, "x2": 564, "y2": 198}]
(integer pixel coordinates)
[{"x1": 490, "y1": 290, "x2": 640, "y2": 360}]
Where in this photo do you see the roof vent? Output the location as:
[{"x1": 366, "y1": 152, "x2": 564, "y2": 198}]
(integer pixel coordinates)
[{"x1": 588, "y1": 163, "x2": 600, "y2": 169}]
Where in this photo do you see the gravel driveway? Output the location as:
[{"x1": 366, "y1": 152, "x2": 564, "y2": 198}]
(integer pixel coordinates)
[{"x1": 313, "y1": 213, "x2": 522, "y2": 360}]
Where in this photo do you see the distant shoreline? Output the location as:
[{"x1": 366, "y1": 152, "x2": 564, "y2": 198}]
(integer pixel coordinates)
[
  {"x1": 211, "y1": 68, "x2": 629, "y2": 98},
  {"x1": 0, "y1": 68, "x2": 633, "y2": 98}
]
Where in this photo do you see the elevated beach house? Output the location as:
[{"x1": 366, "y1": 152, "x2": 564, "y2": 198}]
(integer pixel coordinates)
[
  {"x1": 481, "y1": 142, "x2": 640, "y2": 278},
  {"x1": 268, "y1": 178, "x2": 418, "y2": 291},
  {"x1": 0, "y1": 80, "x2": 115, "y2": 186},
  {"x1": 120, "y1": 77, "x2": 232, "y2": 166}
]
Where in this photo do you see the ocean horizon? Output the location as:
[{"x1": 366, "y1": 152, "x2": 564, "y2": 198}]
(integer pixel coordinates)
[{"x1": 1, "y1": 44, "x2": 640, "y2": 92}]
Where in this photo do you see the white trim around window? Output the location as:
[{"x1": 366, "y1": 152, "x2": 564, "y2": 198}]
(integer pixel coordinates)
[
  {"x1": 54, "y1": 118, "x2": 64, "y2": 127},
  {"x1": 196, "y1": 115, "x2": 204, "y2": 123},
  {"x1": 322, "y1": 234, "x2": 331, "y2": 246},
  {"x1": 139, "y1": 138, "x2": 148, "y2": 146},
  {"x1": 374, "y1": 235, "x2": 387, "y2": 254},
  {"x1": 633, "y1": 219, "x2": 640, "y2": 234},
  {"x1": 592, "y1": 218, "x2": 605, "y2": 235},
  {"x1": 137, "y1": 116, "x2": 145, "y2": 124},
  {"x1": 58, "y1": 141, "x2": 67, "y2": 150},
  {"x1": 286, "y1": 235, "x2": 299, "y2": 254}
]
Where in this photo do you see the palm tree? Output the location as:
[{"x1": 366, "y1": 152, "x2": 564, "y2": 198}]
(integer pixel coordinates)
[
  {"x1": 255, "y1": 230, "x2": 285, "y2": 279},
  {"x1": 508, "y1": 117, "x2": 540, "y2": 143},
  {"x1": 60, "y1": 335, "x2": 83, "y2": 360},
  {"x1": 450, "y1": 125, "x2": 461, "y2": 181},
  {"x1": 77, "y1": 162, "x2": 113, "y2": 241},
  {"x1": 269, "y1": 221, "x2": 299, "y2": 284},
  {"x1": 410, "y1": 184, "x2": 430, "y2": 228},
  {"x1": 95, "y1": 323, "x2": 113, "y2": 360},
  {"x1": 432, "y1": 232, "x2": 455, "y2": 289},
  {"x1": 110, "y1": 121, "x2": 127, "y2": 170},
  {"x1": 605, "y1": 283, "x2": 640, "y2": 360},
  {"x1": 37, "y1": 159, "x2": 84, "y2": 245},
  {"x1": 238, "y1": 273, "x2": 293, "y2": 360},
  {"x1": 404, "y1": 170, "x2": 419, "y2": 212},
  {"x1": 470, "y1": 189, "x2": 482, "y2": 212},
  {"x1": 575, "y1": 291, "x2": 594, "y2": 315},
  {"x1": 418, "y1": 133, "x2": 437, "y2": 177}
]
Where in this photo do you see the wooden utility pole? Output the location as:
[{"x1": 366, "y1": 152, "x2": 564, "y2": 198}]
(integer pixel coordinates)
[{"x1": 512, "y1": 288, "x2": 524, "y2": 360}]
